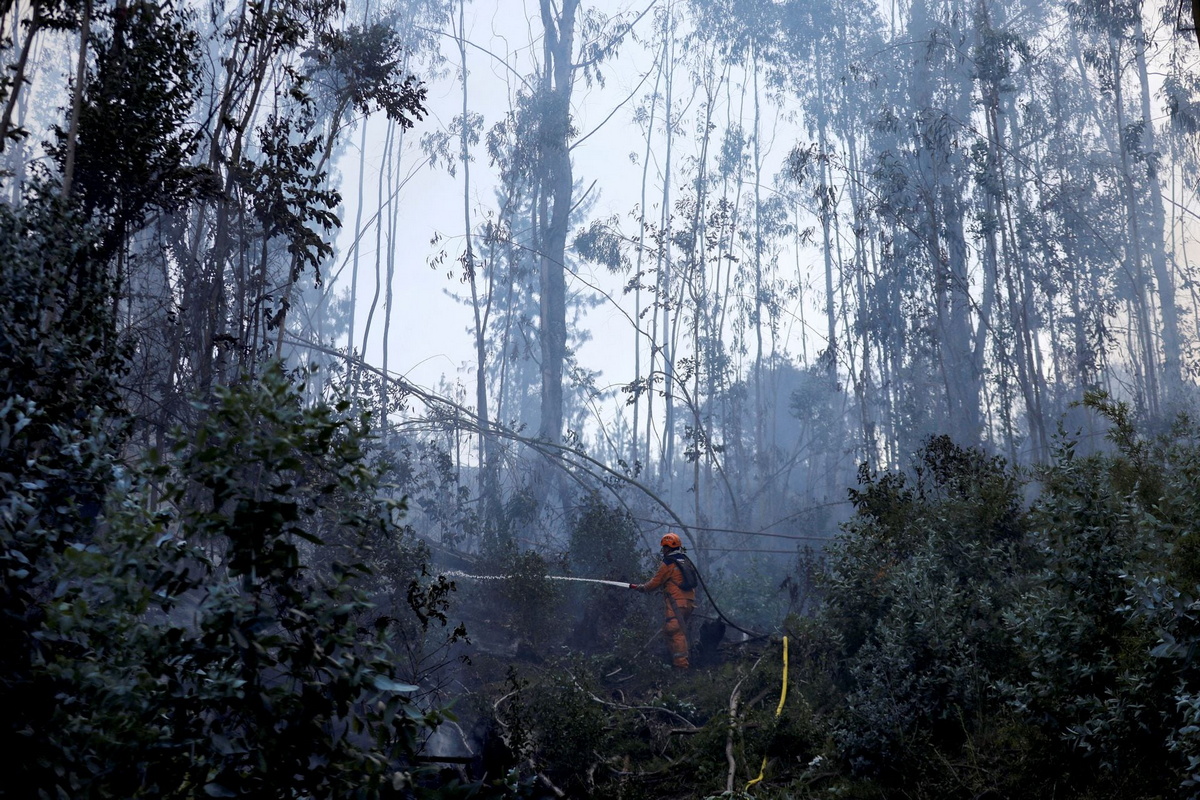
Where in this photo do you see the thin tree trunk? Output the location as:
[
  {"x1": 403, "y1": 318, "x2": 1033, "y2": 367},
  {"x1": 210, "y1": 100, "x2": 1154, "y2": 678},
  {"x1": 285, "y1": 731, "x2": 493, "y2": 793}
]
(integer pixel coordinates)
[
  {"x1": 1111, "y1": 33, "x2": 1159, "y2": 416},
  {"x1": 348, "y1": 119, "x2": 367, "y2": 377},
  {"x1": 61, "y1": 0, "x2": 91, "y2": 199},
  {"x1": 456, "y1": 0, "x2": 498, "y2": 526},
  {"x1": 657, "y1": 2, "x2": 676, "y2": 485},
  {"x1": 1133, "y1": 12, "x2": 1181, "y2": 399},
  {"x1": 0, "y1": 6, "x2": 41, "y2": 152},
  {"x1": 815, "y1": 57, "x2": 836, "y2": 379},
  {"x1": 633, "y1": 24, "x2": 663, "y2": 471},
  {"x1": 750, "y1": 45, "x2": 765, "y2": 478},
  {"x1": 381, "y1": 118, "x2": 401, "y2": 450},
  {"x1": 361, "y1": 123, "x2": 395, "y2": 379},
  {"x1": 535, "y1": 0, "x2": 578, "y2": 450}
]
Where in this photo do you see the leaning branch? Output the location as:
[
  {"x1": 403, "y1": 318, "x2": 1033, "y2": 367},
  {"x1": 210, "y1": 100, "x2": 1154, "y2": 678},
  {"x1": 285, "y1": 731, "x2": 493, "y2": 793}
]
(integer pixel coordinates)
[{"x1": 284, "y1": 335, "x2": 694, "y2": 539}]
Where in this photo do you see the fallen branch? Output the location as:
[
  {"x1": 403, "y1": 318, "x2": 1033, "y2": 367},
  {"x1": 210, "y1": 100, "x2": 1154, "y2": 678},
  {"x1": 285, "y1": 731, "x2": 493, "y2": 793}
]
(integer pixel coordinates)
[
  {"x1": 726, "y1": 650, "x2": 771, "y2": 792},
  {"x1": 537, "y1": 771, "x2": 565, "y2": 798},
  {"x1": 726, "y1": 677, "x2": 744, "y2": 794},
  {"x1": 745, "y1": 686, "x2": 774, "y2": 710},
  {"x1": 601, "y1": 754, "x2": 688, "y2": 779},
  {"x1": 563, "y1": 668, "x2": 699, "y2": 730}
]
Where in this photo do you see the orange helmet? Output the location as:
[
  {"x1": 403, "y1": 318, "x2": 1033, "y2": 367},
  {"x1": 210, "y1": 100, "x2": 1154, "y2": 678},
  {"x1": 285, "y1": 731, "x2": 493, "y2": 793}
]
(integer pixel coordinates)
[{"x1": 660, "y1": 532, "x2": 682, "y2": 549}]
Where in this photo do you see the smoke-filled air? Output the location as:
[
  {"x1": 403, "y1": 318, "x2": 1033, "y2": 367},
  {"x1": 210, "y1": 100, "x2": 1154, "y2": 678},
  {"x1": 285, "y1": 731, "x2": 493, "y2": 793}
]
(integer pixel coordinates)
[{"x1": 9, "y1": 0, "x2": 1200, "y2": 796}]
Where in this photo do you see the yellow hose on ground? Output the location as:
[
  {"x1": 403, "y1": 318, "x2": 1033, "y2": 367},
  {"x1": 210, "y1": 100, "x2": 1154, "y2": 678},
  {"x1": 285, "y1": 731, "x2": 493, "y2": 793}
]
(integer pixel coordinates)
[{"x1": 745, "y1": 635, "x2": 788, "y2": 791}]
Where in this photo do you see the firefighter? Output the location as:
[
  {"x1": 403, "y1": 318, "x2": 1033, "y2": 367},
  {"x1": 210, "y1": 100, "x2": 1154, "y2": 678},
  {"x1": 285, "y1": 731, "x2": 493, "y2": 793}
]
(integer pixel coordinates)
[{"x1": 634, "y1": 532, "x2": 699, "y2": 669}]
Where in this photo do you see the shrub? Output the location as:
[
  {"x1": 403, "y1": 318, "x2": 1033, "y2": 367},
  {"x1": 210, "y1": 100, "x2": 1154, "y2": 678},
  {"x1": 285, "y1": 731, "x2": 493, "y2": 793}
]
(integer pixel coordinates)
[
  {"x1": 8, "y1": 367, "x2": 461, "y2": 798},
  {"x1": 822, "y1": 436, "x2": 1029, "y2": 788}
]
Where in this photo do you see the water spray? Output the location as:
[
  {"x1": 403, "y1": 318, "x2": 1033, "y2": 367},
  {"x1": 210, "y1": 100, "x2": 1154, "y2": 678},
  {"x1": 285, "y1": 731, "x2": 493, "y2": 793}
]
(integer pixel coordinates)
[
  {"x1": 442, "y1": 570, "x2": 636, "y2": 589},
  {"x1": 441, "y1": 568, "x2": 767, "y2": 640}
]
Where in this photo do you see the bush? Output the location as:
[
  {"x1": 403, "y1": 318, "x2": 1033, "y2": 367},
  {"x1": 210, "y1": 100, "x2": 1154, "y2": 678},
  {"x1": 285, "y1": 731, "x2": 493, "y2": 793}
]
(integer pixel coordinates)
[
  {"x1": 821, "y1": 402, "x2": 1200, "y2": 797},
  {"x1": 1002, "y1": 396, "x2": 1198, "y2": 797},
  {"x1": 0, "y1": 195, "x2": 133, "y2": 796},
  {"x1": 7, "y1": 366, "x2": 465, "y2": 798},
  {"x1": 822, "y1": 436, "x2": 1030, "y2": 789},
  {"x1": 565, "y1": 493, "x2": 648, "y2": 653}
]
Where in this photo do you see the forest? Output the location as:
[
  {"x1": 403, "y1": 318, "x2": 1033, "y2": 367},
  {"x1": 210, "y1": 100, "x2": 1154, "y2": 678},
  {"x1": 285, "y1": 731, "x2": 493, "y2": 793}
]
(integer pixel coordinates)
[{"x1": 7, "y1": 0, "x2": 1200, "y2": 796}]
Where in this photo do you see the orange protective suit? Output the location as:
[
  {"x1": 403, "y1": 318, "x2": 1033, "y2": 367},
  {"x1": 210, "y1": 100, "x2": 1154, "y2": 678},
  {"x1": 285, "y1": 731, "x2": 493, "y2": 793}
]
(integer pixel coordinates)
[{"x1": 642, "y1": 555, "x2": 696, "y2": 669}]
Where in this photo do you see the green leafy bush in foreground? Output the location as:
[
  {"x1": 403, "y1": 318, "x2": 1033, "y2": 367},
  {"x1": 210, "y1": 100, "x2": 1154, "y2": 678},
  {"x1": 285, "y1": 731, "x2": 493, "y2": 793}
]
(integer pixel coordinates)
[
  {"x1": 2, "y1": 366, "x2": 466, "y2": 799},
  {"x1": 815, "y1": 399, "x2": 1200, "y2": 799}
]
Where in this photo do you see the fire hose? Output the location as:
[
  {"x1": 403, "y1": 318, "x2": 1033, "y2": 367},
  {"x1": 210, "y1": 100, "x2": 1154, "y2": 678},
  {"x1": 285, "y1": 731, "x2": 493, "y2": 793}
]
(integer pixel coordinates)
[
  {"x1": 745, "y1": 635, "x2": 789, "y2": 790},
  {"x1": 441, "y1": 570, "x2": 766, "y2": 640}
]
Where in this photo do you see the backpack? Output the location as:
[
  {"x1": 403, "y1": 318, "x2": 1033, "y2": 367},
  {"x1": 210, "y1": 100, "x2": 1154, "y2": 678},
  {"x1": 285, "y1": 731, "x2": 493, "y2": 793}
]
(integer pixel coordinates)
[{"x1": 669, "y1": 553, "x2": 700, "y2": 592}]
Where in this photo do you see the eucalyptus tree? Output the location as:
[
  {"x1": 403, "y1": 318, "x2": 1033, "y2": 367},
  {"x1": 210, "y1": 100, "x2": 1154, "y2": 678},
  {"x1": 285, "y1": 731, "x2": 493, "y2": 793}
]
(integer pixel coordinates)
[
  {"x1": 877, "y1": 0, "x2": 988, "y2": 452},
  {"x1": 626, "y1": 22, "x2": 663, "y2": 473},
  {"x1": 0, "y1": 0, "x2": 208, "y2": 782},
  {"x1": 652, "y1": 0, "x2": 680, "y2": 484},
  {"x1": 97, "y1": 0, "x2": 426, "y2": 458},
  {"x1": 572, "y1": 4, "x2": 743, "y2": 525},
  {"x1": 532, "y1": 0, "x2": 578, "y2": 457},
  {"x1": 1161, "y1": 30, "x2": 1200, "y2": 364},
  {"x1": 1064, "y1": 0, "x2": 1181, "y2": 416},
  {"x1": 671, "y1": 15, "x2": 741, "y2": 527},
  {"x1": 481, "y1": 102, "x2": 544, "y2": 439},
  {"x1": 455, "y1": 0, "x2": 647, "y2": 522},
  {"x1": 419, "y1": 0, "x2": 501, "y2": 522},
  {"x1": 970, "y1": 0, "x2": 1051, "y2": 460}
]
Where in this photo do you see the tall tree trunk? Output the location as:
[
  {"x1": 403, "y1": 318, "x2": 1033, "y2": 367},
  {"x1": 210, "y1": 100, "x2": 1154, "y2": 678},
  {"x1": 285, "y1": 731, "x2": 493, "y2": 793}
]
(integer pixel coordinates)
[
  {"x1": 348, "y1": 119, "x2": 367, "y2": 388},
  {"x1": 689, "y1": 39, "x2": 717, "y2": 526},
  {"x1": 658, "y1": 3, "x2": 676, "y2": 486},
  {"x1": 456, "y1": 0, "x2": 499, "y2": 528},
  {"x1": 750, "y1": 46, "x2": 766, "y2": 478},
  {"x1": 0, "y1": 3, "x2": 41, "y2": 153},
  {"x1": 815, "y1": 56, "x2": 836, "y2": 379},
  {"x1": 1133, "y1": 11, "x2": 1181, "y2": 400},
  {"x1": 1111, "y1": 33, "x2": 1159, "y2": 416},
  {"x1": 362, "y1": 122, "x2": 395, "y2": 390},
  {"x1": 381, "y1": 120, "x2": 400, "y2": 450},
  {"x1": 535, "y1": 0, "x2": 578, "y2": 451},
  {"x1": 632, "y1": 44, "x2": 662, "y2": 470}
]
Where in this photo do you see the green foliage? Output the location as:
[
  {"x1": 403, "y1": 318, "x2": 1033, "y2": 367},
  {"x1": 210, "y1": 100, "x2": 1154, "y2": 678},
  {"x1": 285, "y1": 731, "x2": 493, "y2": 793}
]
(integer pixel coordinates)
[
  {"x1": 572, "y1": 218, "x2": 629, "y2": 273},
  {"x1": 1007, "y1": 441, "x2": 1161, "y2": 768},
  {"x1": 0, "y1": 192, "x2": 129, "y2": 790},
  {"x1": 526, "y1": 664, "x2": 609, "y2": 792},
  {"x1": 311, "y1": 22, "x2": 428, "y2": 127},
  {"x1": 0, "y1": 1, "x2": 457, "y2": 795},
  {"x1": 999, "y1": 397, "x2": 1200, "y2": 796},
  {"x1": 706, "y1": 558, "x2": 793, "y2": 632},
  {"x1": 50, "y1": 0, "x2": 212, "y2": 237},
  {"x1": 467, "y1": 547, "x2": 563, "y2": 651},
  {"x1": 568, "y1": 492, "x2": 642, "y2": 580},
  {"x1": 822, "y1": 436, "x2": 1031, "y2": 789},
  {"x1": 390, "y1": 438, "x2": 479, "y2": 551},
  {"x1": 240, "y1": 111, "x2": 342, "y2": 280},
  {"x1": 3, "y1": 366, "x2": 474, "y2": 798},
  {"x1": 564, "y1": 493, "x2": 647, "y2": 652},
  {"x1": 827, "y1": 436, "x2": 1025, "y2": 662},
  {"x1": 816, "y1": 412, "x2": 1200, "y2": 798}
]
